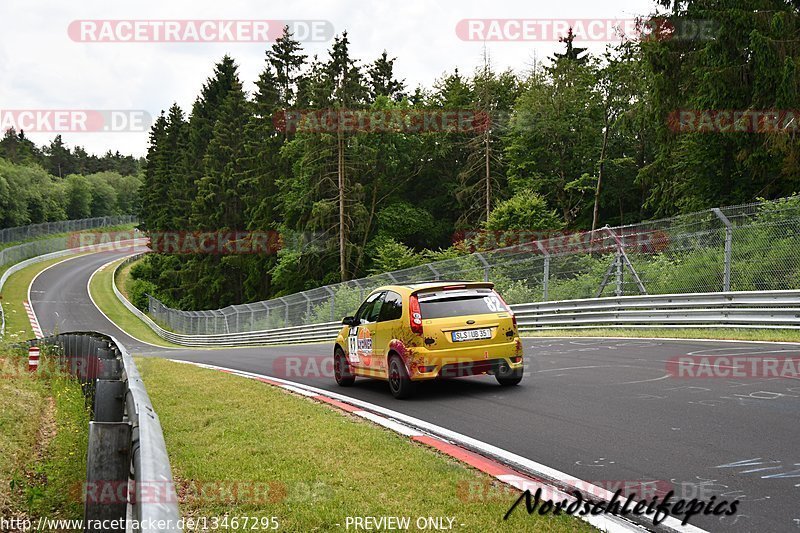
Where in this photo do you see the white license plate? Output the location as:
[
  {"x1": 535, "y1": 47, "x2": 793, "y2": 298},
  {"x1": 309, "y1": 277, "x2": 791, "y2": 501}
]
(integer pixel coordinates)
[{"x1": 452, "y1": 328, "x2": 492, "y2": 342}]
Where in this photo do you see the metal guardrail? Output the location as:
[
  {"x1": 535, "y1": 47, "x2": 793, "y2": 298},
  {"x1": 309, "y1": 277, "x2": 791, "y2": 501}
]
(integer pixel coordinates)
[
  {"x1": 30, "y1": 332, "x2": 181, "y2": 533},
  {"x1": 145, "y1": 197, "x2": 800, "y2": 335},
  {"x1": 513, "y1": 290, "x2": 800, "y2": 329},
  {"x1": 113, "y1": 254, "x2": 800, "y2": 345},
  {"x1": 0, "y1": 216, "x2": 139, "y2": 338},
  {"x1": 113, "y1": 253, "x2": 341, "y2": 346},
  {"x1": 0, "y1": 247, "x2": 79, "y2": 337}
]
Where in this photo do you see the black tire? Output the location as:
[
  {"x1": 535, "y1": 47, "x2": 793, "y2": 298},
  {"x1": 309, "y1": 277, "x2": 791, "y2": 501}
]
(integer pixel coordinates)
[
  {"x1": 496, "y1": 363, "x2": 524, "y2": 386},
  {"x1": 388, "y1": 354, "x2": 414, "y2": 399},
  {"x1": 334, "y1": 347, "x2": 355, "y2": 386}
]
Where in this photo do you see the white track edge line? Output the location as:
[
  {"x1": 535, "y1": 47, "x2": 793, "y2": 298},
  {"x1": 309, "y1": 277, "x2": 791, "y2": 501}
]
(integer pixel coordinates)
[
  {"x1": 86, "y1": 254, "x2": 180, "y2": 349},
  {"x1": 27, "y1": 252, "x2": 93, "y2": 339},
  {"x1": 171, "y1": 359, "x2": 707, "y2": 533}
]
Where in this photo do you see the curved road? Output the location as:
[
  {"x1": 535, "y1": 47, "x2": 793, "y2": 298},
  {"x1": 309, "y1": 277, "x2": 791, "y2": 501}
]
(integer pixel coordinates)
[{"x1": 31, "y1": 251, "x2": 800, "y2": 532}]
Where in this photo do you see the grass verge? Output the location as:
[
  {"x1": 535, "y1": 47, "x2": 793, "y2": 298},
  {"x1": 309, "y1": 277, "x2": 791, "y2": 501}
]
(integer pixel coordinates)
[
  {"x1": 522, "y1": 327, "x2": 800, "y2": 343},
  {"x1": 89, "y1": 258, "x2": 179, "y2": 348},
  {"x1": 1, "y1": 254, "x2": 88, "y2": 341},
  {"x1": 116, "y1": 256, "x2": 139, "y2": 301},
  {"x1": 137, "y1": 358, "x2": 593, "y2": 532},
  {"x1": 0, "y1": 344, "x2": 90, "y2": 521}
]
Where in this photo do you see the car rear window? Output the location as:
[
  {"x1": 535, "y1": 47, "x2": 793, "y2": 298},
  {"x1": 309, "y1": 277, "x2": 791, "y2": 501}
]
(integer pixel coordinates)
[{"x1": 418, "y1": 293, "x2": 507, "y2": 319}]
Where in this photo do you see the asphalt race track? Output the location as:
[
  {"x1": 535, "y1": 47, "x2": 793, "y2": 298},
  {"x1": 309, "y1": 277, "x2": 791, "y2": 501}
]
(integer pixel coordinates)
[{"x1": 31, "y1": 251, "x2": 800, "y2": 532}]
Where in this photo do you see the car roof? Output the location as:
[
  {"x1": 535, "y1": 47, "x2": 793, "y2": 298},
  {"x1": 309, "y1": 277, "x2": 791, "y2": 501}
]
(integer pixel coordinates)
[{"x1": 369, "y1": 281, "x2": 495, "y2": 294}]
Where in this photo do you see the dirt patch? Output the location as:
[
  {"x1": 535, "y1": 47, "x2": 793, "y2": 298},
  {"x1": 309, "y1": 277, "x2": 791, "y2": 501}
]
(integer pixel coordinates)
[{"x1": 35, "y1": 397, "x2": 57, "y2": 462}]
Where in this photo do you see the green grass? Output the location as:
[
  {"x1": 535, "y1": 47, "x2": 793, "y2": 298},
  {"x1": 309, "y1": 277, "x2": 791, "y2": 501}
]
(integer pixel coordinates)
[
  {"x1": 117, "y1": 257, "x2": 138, "y2": 301},
  {"x1": 0, "y1": 344, "x2": 89, "y2": 521},
  {"x1": 0, "y1": 348, "x2": 48, "y2": 516},
  {"x1": 1, "y1": 254, "x2": 88, "y2": 341},
  {"x1": 137, "y1": 358, "x2": 592, "y2": 532},
  {"x1": 88, "y1": 258, "x2": 179, "y2": 348},
  {"x1": 522, "y1": 327, "x2": 800, "y2": 343}
]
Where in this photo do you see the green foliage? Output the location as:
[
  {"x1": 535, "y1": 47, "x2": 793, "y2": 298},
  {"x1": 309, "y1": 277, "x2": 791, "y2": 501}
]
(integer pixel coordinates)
[
  {"x1": 132, "y1": 10, "x2": 800, "y2": 315},
  {"x1": 638, "y1": 0, "x2": 800, "y2": 215},
  {"x1": 63, "y1": 175, "x2": 92, "y2": 219},
  {"x1": 129, "y1": 279, "x2": 158, "y2": 310},
  {"x1": 485, "y1": 189, "x2": 563, "y2": 230},
  {"x1": 368, "y1": 238, "x2": 426, "y2": 274}
]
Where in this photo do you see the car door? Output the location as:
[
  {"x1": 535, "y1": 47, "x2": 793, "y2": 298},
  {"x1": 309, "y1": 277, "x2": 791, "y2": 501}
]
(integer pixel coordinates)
[
  {"x1": 374, "y1": 290, "x2": 404, "y2": 377},
  {"x1": 346, "y1": 291, "x2": 385, "y2": 376}
]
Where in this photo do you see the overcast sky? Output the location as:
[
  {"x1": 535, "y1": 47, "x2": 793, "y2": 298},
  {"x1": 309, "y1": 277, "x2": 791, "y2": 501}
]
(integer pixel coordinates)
[{"x1": 0, "y1": 0, "x2": 657, "y2": 157}]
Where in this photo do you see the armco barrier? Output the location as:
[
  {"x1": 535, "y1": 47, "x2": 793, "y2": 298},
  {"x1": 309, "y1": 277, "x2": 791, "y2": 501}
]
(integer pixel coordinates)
[
  {"x1": 0, "y1": 246, "x2": 78, "y2": 336},
  {"x1": 112, "y1": 254, "x2": 342, "y2": 346},
  {"x1": 112, "y1": 257, "x2": 800, "y2": 346},
  {"x1": 30, "y1": 332, "x2": 181, "y2": 533},
  {"x1": 513, "y1": 290, "x2": 800, "y2": 329}
]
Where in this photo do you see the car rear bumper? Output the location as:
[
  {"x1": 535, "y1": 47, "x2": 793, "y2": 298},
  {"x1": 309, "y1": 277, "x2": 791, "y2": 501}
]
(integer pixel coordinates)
[{"x1": 408, "y1": 339, "x2": 524, "y2": 380}]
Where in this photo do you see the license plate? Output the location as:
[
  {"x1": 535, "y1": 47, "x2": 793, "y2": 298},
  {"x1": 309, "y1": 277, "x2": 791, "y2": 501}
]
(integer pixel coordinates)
[{"x1": 452, "y1": 328, "x2": 492, "y2": 342}]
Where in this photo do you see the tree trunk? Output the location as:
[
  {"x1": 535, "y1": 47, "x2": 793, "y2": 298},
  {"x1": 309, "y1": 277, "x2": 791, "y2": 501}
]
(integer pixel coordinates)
[
  {"x1": 592, "y1": 116, "x2": 610, "y2": 232},
  {"x1": 338, "y1": 127, "x2": 347, "y2": 281},
  {"x1": 484, "y1": 129, "x2": 491, "y2": 223}
]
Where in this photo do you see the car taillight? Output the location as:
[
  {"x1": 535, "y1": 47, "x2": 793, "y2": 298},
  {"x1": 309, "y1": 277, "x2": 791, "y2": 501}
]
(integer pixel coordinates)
[
  {"x1": 495, "y1": 292, "x2": 516, "y2": 327},
  {"x1": 409, "y1": 294, "x2": 423, "y2": 335}
]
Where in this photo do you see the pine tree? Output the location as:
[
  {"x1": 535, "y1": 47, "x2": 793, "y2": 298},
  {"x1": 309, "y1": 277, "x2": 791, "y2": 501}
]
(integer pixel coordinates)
[
  {"x1": 139, "y1": 112, "x2": 167, "y2": 231},
  {"x1": 268, "y1": 26, "x2": 308, "y2": 106},
  {"x1": 183, "y1": 55, "x2": 240, "y2": 228},
  {"x1": 368, "y1": 51, "x2": 405, "y2": 101}
]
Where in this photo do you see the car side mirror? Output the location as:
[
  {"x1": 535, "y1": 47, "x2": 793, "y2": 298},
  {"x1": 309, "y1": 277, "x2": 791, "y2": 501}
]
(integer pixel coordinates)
[{"x1": 342, "y1": 316, "x2": 357, "y2": 326}]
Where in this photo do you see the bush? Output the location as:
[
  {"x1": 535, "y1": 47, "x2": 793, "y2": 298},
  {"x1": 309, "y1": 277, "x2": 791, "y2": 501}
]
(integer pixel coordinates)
[{"x1": 129, "y1": 279, "x2": 158, "y2": 311}]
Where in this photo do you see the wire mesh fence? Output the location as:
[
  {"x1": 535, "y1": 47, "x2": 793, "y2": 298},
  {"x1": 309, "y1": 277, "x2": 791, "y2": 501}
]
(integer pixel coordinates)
[
  {"x1": 0, "y1": 215, "x2": 137, "y2": 246},
  {"x1": 146, "y1": 197, "x2": 800, "y2": 335},
  {"x1": 0, "y1": 215, "x2": 138, "y2": 269}
]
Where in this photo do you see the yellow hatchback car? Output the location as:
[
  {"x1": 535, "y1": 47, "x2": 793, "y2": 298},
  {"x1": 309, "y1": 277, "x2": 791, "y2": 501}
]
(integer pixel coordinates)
[{"x1": 334, "y1": 281, "x2": 524, "y2": 398}]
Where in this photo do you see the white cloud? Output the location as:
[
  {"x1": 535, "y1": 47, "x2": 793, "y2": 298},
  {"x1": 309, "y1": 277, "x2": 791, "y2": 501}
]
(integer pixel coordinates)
[{"x1": 0, "y1": 0, "x2": 656, "y2": 157}]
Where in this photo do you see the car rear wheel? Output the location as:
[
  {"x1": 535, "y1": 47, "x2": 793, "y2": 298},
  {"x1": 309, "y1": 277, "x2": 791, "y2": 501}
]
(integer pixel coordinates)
[
  {"x1": 495, "y1": 362, "x2": 524, "y2": 386},
  {"x1": 334, "y1": 347, "x2": 355, "y2": 386},
  {"x1": 388, "y1": 354, "x2": 414, "y2": 399}
]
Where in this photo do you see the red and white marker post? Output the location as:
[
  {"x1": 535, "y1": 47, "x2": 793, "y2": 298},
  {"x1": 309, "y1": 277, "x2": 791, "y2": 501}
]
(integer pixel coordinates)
[{"x1": 28, "y1": 346, "x2": 40, "y2": 373}]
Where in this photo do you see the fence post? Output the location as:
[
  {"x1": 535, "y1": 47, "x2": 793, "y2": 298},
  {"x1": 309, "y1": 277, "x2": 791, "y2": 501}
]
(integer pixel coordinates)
[
  {"x1": 279, "y1": 297, "x2": 289, "y2": 326},
  {"x1": 713, "y1": 208, "x2": 733, "y2": 292},
  {"x1": 427, "y1": 264, "x2": 440, "y2": 281},
  {"x1": 475, "y1": 253, "x2": 490, "y2": 282},
  {"x1": 325, "y1": 287, "x2": 336, "y2": 321},
  {"x1": 535, "y1": 242, "x2": 550, "y2": 301}
]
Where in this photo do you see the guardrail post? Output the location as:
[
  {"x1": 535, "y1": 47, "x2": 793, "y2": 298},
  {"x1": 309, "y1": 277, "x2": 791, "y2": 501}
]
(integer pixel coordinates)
[
  {"x1": 94, "y1": 380, "x2": 126, "y2": 422},
  {"x1": 84, "y1": 422, "x2": 131, "y2": 532},
  {"x1": 713, "y1": 208, "x2": 733, "y2": 292}
]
